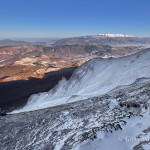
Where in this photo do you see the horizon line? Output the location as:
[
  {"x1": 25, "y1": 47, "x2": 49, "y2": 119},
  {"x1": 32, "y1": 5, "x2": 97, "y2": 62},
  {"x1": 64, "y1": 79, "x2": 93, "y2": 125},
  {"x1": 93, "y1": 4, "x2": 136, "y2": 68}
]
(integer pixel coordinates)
[{"x1": 0, "y1": 34, "x2": 150, "y2": 40}]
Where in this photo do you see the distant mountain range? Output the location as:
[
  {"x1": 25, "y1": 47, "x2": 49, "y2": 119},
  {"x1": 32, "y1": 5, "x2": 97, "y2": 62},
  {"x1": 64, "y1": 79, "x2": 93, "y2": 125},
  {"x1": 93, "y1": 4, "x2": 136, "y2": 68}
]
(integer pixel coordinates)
[
  {"x1": 53, "y1": 34, "x2": 150, "y2": 46},
  {"x1": 1, "y1": 34, "x2": 150, "y2": 47}
]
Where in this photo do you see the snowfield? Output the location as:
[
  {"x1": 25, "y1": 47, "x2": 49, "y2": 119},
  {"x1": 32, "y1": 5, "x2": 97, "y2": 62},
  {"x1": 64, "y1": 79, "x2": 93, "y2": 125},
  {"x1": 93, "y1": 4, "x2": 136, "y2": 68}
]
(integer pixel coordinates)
[{"x1": 11, "y1": 48, "x2": 150, "y2": 113}]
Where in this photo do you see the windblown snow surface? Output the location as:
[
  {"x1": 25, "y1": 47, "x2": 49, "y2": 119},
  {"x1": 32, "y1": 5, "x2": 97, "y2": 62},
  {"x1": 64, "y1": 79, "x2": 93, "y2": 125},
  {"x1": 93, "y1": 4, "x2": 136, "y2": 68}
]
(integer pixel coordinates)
[{"x1": 11, "y1": 48, "x2": 150, "y2": 113}]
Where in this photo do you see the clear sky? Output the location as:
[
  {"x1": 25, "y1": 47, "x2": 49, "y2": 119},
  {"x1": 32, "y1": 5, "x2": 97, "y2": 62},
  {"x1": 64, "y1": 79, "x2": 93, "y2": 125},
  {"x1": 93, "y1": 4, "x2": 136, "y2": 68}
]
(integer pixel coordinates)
[{"x1": 0, "y1": 0, "x2": 150, "y2": 38}]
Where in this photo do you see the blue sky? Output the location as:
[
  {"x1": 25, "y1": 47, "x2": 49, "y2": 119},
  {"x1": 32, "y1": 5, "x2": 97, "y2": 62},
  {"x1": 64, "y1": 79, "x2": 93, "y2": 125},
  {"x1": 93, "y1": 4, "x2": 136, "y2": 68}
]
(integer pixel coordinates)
[{"x1": 0, "y1": 0, "x2": 150, "y2": 38}]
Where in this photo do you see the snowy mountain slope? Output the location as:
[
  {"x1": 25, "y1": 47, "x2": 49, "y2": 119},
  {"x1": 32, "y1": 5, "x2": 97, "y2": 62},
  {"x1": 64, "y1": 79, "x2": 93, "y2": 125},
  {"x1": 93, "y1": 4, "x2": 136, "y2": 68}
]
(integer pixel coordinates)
[
  {"x1": 1, "y1": 78, "x2": 150, "y2": 150},
  {"x1": 11, "y1": 48, "x2": 150, "y2": 113}
]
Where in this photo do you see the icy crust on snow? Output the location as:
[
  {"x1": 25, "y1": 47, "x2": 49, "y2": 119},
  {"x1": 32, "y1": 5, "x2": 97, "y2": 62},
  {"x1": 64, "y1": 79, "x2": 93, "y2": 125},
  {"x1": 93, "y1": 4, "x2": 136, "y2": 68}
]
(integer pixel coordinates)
[{"x1": 12, "y1": 49, "x2": 150, "y2": 113}]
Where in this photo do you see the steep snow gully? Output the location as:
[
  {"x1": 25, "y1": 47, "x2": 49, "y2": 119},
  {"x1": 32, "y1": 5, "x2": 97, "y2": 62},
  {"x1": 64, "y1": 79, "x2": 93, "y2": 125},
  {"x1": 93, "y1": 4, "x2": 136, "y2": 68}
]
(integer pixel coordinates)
[{"x1": 11, "y1": 48, "x2": 150, "y2": 113}]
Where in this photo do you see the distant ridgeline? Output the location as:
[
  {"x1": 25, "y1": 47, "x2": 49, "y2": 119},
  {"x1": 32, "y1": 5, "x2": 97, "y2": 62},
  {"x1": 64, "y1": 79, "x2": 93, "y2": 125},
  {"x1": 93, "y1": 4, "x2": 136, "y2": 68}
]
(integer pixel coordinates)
[
  {"x1": 53, "y1": 34, "x2": 150, "y2": 46},
  {"x1": 0, "y1": 34, "x2": 150, "y2": 46}
]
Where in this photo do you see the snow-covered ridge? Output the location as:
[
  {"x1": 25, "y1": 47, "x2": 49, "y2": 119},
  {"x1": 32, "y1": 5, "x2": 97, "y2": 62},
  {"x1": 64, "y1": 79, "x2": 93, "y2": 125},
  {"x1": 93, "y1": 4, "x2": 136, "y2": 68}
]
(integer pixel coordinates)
[
  {"x1": 11, "y1": 48, "x2": 150, "y2": 113},
  {"x1": 98, "y1": 33, "x2": 135, "y2": 37}
]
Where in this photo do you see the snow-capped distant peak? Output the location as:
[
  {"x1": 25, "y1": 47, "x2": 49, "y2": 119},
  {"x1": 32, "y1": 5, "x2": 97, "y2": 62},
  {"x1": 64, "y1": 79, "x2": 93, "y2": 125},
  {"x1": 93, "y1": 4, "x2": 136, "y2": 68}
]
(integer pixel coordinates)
[{"x1": 98, "y1": 33, "x2": 135, "y2": 37}]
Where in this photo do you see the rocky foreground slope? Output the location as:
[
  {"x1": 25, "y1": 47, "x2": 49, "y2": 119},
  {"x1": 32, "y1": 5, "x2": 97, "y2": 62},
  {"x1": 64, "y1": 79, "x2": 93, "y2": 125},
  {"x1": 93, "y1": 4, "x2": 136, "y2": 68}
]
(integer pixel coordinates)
[{"x1": 1, "y1": 77, "x2": 150, "y2": 150}]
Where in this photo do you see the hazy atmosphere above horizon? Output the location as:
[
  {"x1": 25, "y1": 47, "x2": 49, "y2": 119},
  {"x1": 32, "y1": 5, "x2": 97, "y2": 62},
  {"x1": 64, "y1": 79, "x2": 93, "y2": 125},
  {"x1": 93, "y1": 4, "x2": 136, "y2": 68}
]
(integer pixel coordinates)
[{"x1": 0, "y1": 0, "x2": 150, "y2": 38}]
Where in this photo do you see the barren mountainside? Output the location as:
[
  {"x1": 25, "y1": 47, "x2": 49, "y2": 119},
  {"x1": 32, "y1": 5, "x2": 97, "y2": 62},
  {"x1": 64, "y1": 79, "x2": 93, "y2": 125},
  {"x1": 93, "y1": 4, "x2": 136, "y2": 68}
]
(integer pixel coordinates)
[{"x1": 0, "y1": 44, "x2": 143, "y2": 82}]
